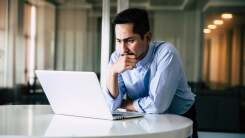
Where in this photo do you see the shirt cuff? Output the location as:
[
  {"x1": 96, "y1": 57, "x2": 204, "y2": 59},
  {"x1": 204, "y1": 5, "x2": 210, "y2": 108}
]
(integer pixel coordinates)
[
  {"x1": 103, "y1": 88, "x2": 122, "y2": 111},
  {"x1": 133, "y1": 99, "x2": 145, "y2": 113}
]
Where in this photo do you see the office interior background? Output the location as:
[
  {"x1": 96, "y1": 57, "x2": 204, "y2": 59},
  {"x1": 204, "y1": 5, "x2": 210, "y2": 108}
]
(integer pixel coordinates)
[{"x1": 0, "y1": 0, "x2": 245, "y2": 137}]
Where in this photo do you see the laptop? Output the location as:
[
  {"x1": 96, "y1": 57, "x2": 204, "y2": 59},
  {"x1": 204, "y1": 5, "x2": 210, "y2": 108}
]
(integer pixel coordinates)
[{"x1": 35, "y1": 70, "x2": 144, "y2": 120}]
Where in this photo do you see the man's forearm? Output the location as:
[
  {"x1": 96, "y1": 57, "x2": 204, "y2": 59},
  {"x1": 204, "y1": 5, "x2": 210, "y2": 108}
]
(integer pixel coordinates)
[{"x1": 106, "y1": 68, "x2": 119, "y2": 98}]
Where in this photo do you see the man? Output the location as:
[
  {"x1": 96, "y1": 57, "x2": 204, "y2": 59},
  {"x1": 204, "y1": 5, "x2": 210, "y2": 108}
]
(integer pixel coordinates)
[{"x1": 103, "y1": 8, "x2": 197, "y2": 138}]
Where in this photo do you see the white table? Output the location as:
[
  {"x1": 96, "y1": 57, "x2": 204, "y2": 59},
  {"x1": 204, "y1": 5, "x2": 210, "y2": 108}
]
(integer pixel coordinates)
[{"x1": 0, "y1": 105, "x2": 192, "y2": 138}]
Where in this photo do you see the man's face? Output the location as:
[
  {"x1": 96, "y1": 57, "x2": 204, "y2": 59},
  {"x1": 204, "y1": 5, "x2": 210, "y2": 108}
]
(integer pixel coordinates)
[{"x1": 115, "y1": 23, "x2": 149, "y2": 61}]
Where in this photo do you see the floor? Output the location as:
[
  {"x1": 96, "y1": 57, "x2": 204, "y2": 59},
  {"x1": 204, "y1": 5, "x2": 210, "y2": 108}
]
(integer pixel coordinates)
[{"x1": 198, "y1": 131, "x2": 245, "y2": 138}]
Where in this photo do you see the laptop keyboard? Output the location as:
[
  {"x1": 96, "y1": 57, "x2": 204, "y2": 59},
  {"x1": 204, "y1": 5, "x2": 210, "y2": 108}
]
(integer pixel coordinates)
[
  {"x1": 112, "y1": 113, "x2": 124, "y2": 116},
  {"x1": 112, "y1": 111, "x2": 140, "y2": 116}
]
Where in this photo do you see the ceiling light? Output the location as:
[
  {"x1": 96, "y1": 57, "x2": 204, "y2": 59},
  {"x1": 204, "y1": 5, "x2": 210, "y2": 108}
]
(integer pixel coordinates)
[
  {"x1": 203, "y1": 29, "x2": 211, "y2": 34},
  {"x1": 214, "y1": 20, "x2": 223, "y2": 25},
  {"x1": 208, "y1": 24, "x2": 216, "y2": 29},
  {"x1": 221, "y1": 13, "x2": 233, "y2": 19}
]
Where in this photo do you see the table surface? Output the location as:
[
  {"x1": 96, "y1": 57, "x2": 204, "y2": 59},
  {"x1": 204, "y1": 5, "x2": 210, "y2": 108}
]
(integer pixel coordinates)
[{"x1": 0, "y1": 105, "x2": 193, "y2": 138}]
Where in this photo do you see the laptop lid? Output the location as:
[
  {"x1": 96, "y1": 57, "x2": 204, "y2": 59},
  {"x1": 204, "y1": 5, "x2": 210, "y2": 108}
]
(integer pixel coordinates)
[{"x1": 36, "y1": 70, "x2": 114, "y2": 120}]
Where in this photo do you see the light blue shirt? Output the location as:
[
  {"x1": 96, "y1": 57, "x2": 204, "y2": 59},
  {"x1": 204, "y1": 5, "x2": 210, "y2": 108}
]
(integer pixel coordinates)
[{"x1": 104, "y1": 41, "x2": 195, "y2": 114}]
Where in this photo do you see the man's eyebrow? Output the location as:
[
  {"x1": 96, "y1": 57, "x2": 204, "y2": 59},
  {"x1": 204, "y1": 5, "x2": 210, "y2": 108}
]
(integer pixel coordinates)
[{"x1": 116, "y1": 36, "x2": 135, "y2": 41}]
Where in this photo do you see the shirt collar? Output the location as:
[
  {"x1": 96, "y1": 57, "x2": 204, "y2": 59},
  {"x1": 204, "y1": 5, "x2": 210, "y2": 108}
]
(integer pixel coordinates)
[{"x1": 136, "y1": 42, "x2": 154, "y2": 67}]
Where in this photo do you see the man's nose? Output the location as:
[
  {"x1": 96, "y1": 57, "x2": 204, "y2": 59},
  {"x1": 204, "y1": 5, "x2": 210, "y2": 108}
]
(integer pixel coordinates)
[{"x1": 120, "y1": 42, "x2": 129, "y2": 53}]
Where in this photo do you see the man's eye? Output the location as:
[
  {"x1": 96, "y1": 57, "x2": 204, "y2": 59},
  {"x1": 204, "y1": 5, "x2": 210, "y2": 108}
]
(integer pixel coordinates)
[
  {"x1": 127, "y1": 39, "x2": 135, "y2": 43},
  {"x1": 116, "y1": 40, "x2": 121, "y2": 43}
]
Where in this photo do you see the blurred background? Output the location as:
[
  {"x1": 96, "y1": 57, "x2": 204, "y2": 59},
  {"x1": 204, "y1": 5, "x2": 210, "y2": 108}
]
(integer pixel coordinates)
[{"x1": 0, "y1": 0, "x2": 245, "y2": 137}]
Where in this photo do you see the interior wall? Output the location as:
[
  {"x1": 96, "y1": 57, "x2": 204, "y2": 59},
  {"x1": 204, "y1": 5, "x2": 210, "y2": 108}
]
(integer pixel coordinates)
[
  {"x1": 203, "y1": 25, "x2": 244, "y2": 87},
  {"x1": 219, "y1": 31, "x2": 228, "y2": 84},
  {"x1": 203, "y1": 39, "x2": 210, "y2": 82},
  {"x1": 0, "y1": 0, "x2": 101, "y2": 87},
  {"x1": 0, "y1": 0, "x2": 58, "y2": 87},
  {"x1": 153, "y1": 10, "x2": 202, "y2": 82},
  {"x1": 0, "y1": 0, "x2": 8, "y2": 86},
  {"x1": 56, "y1": 6, "x2": 100, "y2": 73},
  {"x1": 243, "y1": 27, "x2": 245, "y2": 86},
  {"x1": 22, "y1": 1, "x2": 56, "y2": 85},
  {"x1": 56, "y1": 8, "x2": 87, "y2": 71},
  {"x1": 1, "y1": 0, "x2": 21, "y2": 87},
  {"x1": 231, "y1": 26, "x2": 241, "y2": 86},
  {"x1": 204, "y1": 32, "x2": 230, "y2": 87},
  {"x1": 209, "y1": 34, "x2": 219, "y2": 83},
  {"x1": 36, "y1": 1, "x2": 55, "y2": 70}
]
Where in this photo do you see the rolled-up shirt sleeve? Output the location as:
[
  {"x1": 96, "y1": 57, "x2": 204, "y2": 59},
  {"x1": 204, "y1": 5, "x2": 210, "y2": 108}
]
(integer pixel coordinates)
[
  {"x1": 133, "y1": 46, "x2": 181, "y2": 113},
  {"x1": 103, "y1": 52, "x2": 126, "y2": 111}
]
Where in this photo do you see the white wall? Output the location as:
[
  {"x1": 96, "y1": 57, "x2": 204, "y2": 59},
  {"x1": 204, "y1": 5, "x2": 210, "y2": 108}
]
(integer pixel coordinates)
[
  {"x1": 1, "y1": 0, "x2": 21, "y2": 87},
  {"x1": 36, "y1": 2, "x2": 55, "y2": 70},
  {"x1": 0, "y1": 0, "x2": 57, "y2": 87},
  {"x1": 56, "y1": 5, "x2": 100, "y2": 73},
  {"x1": 0, "y1": 0, "x2": 8, "y2": 86}
]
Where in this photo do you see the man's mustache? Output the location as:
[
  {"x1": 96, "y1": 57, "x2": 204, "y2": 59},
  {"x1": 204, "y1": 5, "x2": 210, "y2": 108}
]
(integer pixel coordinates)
[{"x1": 120, "y1": 53, "x2": 135, "y2": 56}]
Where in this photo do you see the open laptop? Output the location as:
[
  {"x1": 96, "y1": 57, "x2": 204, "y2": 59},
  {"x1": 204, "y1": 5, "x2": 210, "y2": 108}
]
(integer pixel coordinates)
[{"x1": 35, "y1": 70, "x2": 144, "y2": 120}]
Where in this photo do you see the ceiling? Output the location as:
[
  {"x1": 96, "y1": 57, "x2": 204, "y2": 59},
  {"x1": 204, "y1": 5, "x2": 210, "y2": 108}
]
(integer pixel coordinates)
[
  {"x1": 204, "y1": 8, "x2": 245, "y2": 38},
  {"x1": 47, "y1": 0, "x2": 245, "y2": 12},
  {"x1": 51, "y1": 0, "x2": 196, "y2": 10}
]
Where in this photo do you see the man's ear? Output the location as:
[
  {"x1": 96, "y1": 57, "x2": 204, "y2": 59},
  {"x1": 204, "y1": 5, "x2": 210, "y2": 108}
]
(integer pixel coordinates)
[{"x1": 145, "y1": 32, "x2": 152, "y2": 42}]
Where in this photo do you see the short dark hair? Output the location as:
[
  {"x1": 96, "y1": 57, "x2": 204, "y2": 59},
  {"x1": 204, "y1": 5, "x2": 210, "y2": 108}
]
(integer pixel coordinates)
[{"x1": 113, "y1": 8, "x2": 150, "y2": 39}]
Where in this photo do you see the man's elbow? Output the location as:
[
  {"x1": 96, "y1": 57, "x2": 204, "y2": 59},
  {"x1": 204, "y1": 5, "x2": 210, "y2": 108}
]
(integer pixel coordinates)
[{"x1": 147, "y1": 104, "x2": 167, "y2": 114}]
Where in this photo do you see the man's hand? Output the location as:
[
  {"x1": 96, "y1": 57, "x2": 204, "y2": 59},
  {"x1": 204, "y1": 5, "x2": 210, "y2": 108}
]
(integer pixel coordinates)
[
  {"x1": 111, "y1": 54, "x2": 137, "y2": 74},
  {"x1": 106, "y1": 54, "x2": 137, "y2": 99},
  {"x1": 121, "y1": 99, "x2": 136, "y2": 112}
]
